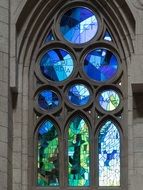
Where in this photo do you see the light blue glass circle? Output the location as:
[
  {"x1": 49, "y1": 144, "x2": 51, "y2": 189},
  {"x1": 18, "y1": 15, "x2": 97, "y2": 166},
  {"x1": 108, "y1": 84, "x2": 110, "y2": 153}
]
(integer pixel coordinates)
[
  {"x1": 98, "y1": 89, "x2": 120, "y2": 111},
  {"x1": 37, "y1": 90, "x2": 59, "y2": 111},
  {"x1": 60, "y1": 7, "x2": 98, "y2": 44},
  {"x1": 84, "y1": 49, "x2": 119, "y2": 82},
  {"x1": 40, "y1": 49, "x2": 74, "y2": 82},
  {"x1": 68, "y1": 84, "x2": 90, "y2": 106},
  {"x1": 98, "y1": 120, "x2": 120, "y2": 186}
]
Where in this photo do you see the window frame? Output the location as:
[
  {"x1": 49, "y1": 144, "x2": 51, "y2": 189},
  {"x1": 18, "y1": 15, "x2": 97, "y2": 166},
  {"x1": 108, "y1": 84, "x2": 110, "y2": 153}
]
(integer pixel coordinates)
[{"x1": 30, "y1": 1, "x2": 128, "y2": 189}]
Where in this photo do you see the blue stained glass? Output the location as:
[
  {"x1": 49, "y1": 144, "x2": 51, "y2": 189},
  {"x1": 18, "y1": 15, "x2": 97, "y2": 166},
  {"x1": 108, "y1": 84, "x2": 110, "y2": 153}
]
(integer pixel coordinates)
[
  {"x1": 84, "y1": 49, "x2": 119, "y2": 82},
  {"x1": 40, "y1": 49, "x2": 74, "y2": 82},
  {"x1": 37, "y1": 90, "x2": 59, "y2": 111},
  {"x1": 60, "y1": 7, "x2": 98, "y2": 44},
  {"x1": 104, "y1": 31, "x2": 112, "y2": 41},
  {"x1": 45, "y1": 31, "x2": 54, "y2": 43},
  {"x1": 38, "y1": 120, "x2": 59, "y2": 186},
  {"x1": 98, "y1": 120, "x2": 120, "y2": 186},
  {"x1": 68, "y1": 84, "x2": 90, "y2": 106},
  {"x1": 39, "y1": 120, "x2": 54, "y2": 135},
  {"x1": 99, "y1": 90, "x2": 120, "y2": 111}
]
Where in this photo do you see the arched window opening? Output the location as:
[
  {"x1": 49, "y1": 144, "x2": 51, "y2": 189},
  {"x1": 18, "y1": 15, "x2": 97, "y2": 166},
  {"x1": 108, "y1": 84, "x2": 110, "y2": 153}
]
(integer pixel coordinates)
[
  {"x1": 68, "y1": 115, "x2": 90, "y2": 186},
  {"x1": 37, "y1": 120, "x2": 59, "y2": 187},
  {"x1": 98, "y1": 120, "x2": 120, "y2": 186},
  {"x1": 33, "y1": 1, "x2": 125, "y2": 189}
]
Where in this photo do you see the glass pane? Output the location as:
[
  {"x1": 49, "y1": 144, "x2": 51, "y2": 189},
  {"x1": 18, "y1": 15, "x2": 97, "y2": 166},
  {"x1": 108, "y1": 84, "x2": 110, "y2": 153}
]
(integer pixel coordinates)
[
  {"x1": 37, "y1": 120, "x2": 59, "y2": 186},
  {"x1": 60, "y1": 7, "x2": 98, "y2": 44},
  {"x1": 104, "y1": 30, "x2": 112, "y2": 41},
  {"x1": 68, "y1": 116, "x2": 89, "y2": 186},
  {"x1": 98, "y1": 120, "x2": 120, "y2": 186},
  {"x1": 40, "y1": 49, "x2": 74, "y2": 82},
  {"x1": 68, "y1": 84, "x2": 90, "y2": 106},
  {"x1": 45, "y1": 31, "x2": 54, "y2": 43},
  {"x1": 84, "y1": 49, "x2": 119, "y2": 82},
  {"x1": 99, "y1": 89, "x2": 120, "y2": 111},
  {"x1": 36, "y1": 89, "x2": 59, "y2": 111}
]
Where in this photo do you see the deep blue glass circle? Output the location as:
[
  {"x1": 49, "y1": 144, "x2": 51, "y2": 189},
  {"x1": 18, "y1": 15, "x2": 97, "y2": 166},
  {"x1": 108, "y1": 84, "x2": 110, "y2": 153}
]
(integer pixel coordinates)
[
  {"x1": 68, "y1": 84, "x2": 90, "y2": 106},
  {"x1": 37, "y1": 90, "x2": 59, "y2": 111},
  {"x1": 84, "y1": 49, "x2": 119, "y2": 82},
  {"x1": 40, "y1": 49, "x2": 74, "y2": 82},
  {"x1": 60, "y1": 7, "x2": 98, "y2": 44}
]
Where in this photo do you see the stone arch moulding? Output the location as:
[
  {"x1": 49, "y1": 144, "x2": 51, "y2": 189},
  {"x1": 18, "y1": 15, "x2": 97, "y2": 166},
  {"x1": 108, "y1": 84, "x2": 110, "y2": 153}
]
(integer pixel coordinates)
[
  {"x1": 16, "y1": 0, "x2": 135, "y2": 69},
  {"x1": 130, "y1": 0, "x2": 143, "y2": 10},
  {"x1": 14, "y1": 0, "x2": 135, "y2": 189}
]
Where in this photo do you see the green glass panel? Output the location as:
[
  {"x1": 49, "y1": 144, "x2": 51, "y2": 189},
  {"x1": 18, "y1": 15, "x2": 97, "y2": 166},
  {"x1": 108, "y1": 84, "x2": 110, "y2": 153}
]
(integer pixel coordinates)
[
  {"x1": 37, "y1": 120, "x2": 59, "y2": 186},
  {"x1": 68, "y1": 116, "x2": 89, "y2": 186},
  {"x1": 99, "y1": 89, "x2": 120, "y2": 111}
]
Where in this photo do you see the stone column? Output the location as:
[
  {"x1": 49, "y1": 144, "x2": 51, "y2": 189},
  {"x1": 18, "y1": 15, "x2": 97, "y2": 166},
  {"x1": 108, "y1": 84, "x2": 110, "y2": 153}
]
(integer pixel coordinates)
[{"x1": 0, "y1": 0, "x2": 10, "y2": 189}]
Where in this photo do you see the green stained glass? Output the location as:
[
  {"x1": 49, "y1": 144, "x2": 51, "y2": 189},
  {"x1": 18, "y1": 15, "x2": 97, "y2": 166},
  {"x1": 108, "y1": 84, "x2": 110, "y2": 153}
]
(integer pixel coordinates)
[
  {"x1": 68, "y1": 116, "x2": 89, "y2": 186},
  {"x1": 37, "y1": 120, "x2": 59, "y2": 186},
  {"x1": 99, "y1": 89, "x2": 120, "y2": 111}
]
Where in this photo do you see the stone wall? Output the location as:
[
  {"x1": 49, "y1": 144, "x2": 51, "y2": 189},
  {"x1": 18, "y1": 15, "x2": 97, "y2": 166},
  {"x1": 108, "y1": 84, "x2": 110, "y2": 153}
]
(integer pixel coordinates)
[
  {"x1": 0, "y1": 0, "x2": 9, "y2": 189},
  {"x1": 0, "y1": 0, "x2": 143, "y2": 189}
]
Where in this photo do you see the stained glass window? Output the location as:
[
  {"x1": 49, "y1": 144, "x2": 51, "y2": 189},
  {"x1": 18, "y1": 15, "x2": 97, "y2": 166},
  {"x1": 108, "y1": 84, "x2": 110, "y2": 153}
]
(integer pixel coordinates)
[
  {"x1": 68, "y1": 116, "x2": 89, "y2": 186},
  {"x1": 68, "y1": 84, "x2": 90, "y2": 106},
  {"x1": 36, "y1": 89, "x2": 59, "y2": 111},
  {"x1": 104, "y1": 30, "x2": 112, "y2": 41},
  {"x1": 40, "y1": 49, "x2": 74, "y2": 82},
  {"x1": 60, "y1": 7, "x2": 98, "y2": 44},
  {"x1": 84, "y1": 48, "x2": 119, "y2": 82},
  {"x1": 34, "y1": 1, "x2": 124, "y2": 189},
  {"x1": 45, "y1": 31, "x2": 54, "y2": 43},
  {"x1": 98, "y1": 89, "x2": 120, "y2": 111},
  {"x1": 98, "y1": 120, "x2": 120, "y2": 186},
  {"x1": 37, "y1": 120, "x2": 59, "y2": 186}
]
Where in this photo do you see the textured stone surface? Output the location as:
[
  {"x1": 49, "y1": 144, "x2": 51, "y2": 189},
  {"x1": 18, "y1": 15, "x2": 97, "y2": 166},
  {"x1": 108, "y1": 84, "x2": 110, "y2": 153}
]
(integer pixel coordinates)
[
  {"x1": 139, "y1": 0, "x2": 143, "y2": 5},
  {"x1": 0, "y1": 0, "x2": 143, "y2": 189}
]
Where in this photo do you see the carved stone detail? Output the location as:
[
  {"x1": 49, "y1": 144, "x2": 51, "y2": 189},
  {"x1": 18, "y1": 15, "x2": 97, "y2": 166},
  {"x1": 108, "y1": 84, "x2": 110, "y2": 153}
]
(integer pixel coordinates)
[
  {"x1": 139, "y1": 0, "x2": 143, "y2": 5},
  {"x1": 131, "y1": 0, "x2": 143, "y2": 9}
]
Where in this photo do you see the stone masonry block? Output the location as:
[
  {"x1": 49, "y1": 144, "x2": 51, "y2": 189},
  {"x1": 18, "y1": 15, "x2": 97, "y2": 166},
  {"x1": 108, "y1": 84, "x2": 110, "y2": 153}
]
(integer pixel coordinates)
[
  {"x1": 0, "y1": 6, "x2": 8, "y2": 23},
  {"x1": 0, "y1": 142, "x2": 7, "y2": 158},
  {"x1": 134, "y1": 152, "x2": 143, "y2": 167},
  {"x1": 0, "y1": 126, "x2": 7, "y2": 143},
  {"x1": 134, "y1": 137, "x2": 143, "y2": 152},
  {"x1": 133, "y1": 122, "x2": 143, "y2": 138}
]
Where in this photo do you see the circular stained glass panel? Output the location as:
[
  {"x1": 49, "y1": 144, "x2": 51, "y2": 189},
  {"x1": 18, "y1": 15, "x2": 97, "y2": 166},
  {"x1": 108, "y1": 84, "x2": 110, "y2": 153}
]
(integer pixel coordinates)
[
  {"x1": 68, "y1": 84, "x2": 90, "y2": 106},
  {"x1": 37, "y1": 90, "x2": 59, "y2": 111},
  {"x1": 40, "y1": 49, "x2": 74, "y2": 82},
  {"x1": 60, "y1": 7, "x2": 98, "y2": 44},
  {"x1": 84, "y1": 49, "x2": 119, "y2": 82},
  {"x1": 98, "y1": 89, "x2": 120, "y2": 111}
]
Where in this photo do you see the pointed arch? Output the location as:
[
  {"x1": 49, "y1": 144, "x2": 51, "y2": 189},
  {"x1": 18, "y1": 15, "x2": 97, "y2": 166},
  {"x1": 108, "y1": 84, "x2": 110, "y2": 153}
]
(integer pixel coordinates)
[
  {"x1": 67, "y1": 115, "x2": 90, "y2": 186},
  {"x1": 16, "y1": 0, "x2": 135, "y2": 69},
  {"x1": 36, "y1": 119, "x2": 60, "y2": 186},
  {"x1": 64, "y1": 110, "x2": 92, "y2": 131},
  {"x1": 14, "y1": 0, "x2": 129, "y2": 189},
  {"x1": 95, "y1": 115, "x2": 124, "y2": 135},
  {"x1": 98, "y1": 120, "x2": 121, "y2": 186},
  {"x1": 34, "y1": 114, "x2": 62, "y2": 135}
]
